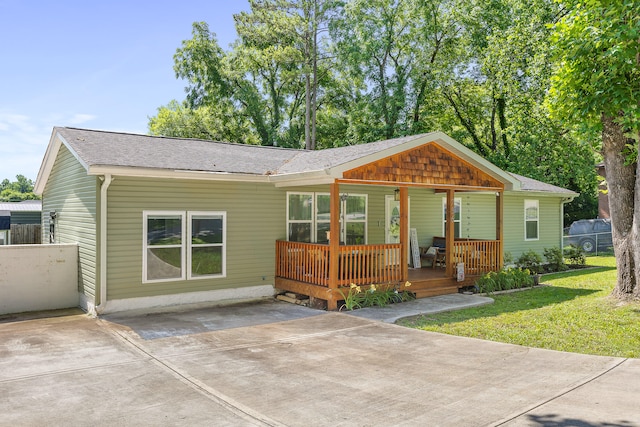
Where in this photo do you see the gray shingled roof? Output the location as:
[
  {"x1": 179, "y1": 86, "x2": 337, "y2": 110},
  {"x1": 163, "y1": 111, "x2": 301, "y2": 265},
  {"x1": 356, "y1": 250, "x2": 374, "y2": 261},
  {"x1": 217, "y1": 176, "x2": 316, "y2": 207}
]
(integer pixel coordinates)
[
  {"x1": 0, "y1": 200, "x2": 42, "y2": 212},
  {"x1": 508, "y1": 173, "x2": 576, "y2": 195},
  {"x1": 57, "y1": 127, "x2": 429, "y2": 175},
  {"x1": 56, "y1": 127, "x2": 299, "y2": 175},
  {"x1": 54, "y1": 127, "x2": 575, "y2": 195}
]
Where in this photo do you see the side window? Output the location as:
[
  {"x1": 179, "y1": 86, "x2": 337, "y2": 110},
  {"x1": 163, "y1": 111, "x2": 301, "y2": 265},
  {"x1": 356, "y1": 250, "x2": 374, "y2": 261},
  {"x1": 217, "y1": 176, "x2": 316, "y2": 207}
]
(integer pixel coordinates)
[
  {"x1": 144, "y1": 211, "x2": 185, "y2": 282},
  {"x1": 143, "y1": 210, "x2": 226, "y2": 283},
  {"x1": 525, "y1": 200, "x2": 539, "y2": 240},
  {"x1": 188, "y1": 212, "x2": 226, "y2": 279}
]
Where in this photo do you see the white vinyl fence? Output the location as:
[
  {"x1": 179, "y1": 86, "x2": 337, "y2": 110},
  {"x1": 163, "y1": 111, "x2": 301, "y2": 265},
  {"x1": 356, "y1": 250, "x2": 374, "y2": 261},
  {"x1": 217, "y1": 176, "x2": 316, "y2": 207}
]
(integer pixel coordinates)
[{"x1": 0, "y1": 244, "x2": 78, "y2": 315}]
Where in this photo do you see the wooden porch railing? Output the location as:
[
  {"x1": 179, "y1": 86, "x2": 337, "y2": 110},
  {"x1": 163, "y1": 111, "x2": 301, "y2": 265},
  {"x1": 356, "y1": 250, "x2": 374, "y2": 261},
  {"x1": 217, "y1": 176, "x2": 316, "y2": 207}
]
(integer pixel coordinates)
[
  {"x1": 275, "y1": 241, "x2": 402, "y2": 287},
  {"x1": 451, "y1": 239, "x2": 501, "y2": 276}
]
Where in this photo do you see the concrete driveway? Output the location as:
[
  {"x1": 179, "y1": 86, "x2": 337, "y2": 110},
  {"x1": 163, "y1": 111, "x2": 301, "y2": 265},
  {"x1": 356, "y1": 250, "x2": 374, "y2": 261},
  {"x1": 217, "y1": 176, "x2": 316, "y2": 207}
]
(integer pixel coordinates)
[{"x1": 1, "y1": 300, "x2": 639, "y2": 426}]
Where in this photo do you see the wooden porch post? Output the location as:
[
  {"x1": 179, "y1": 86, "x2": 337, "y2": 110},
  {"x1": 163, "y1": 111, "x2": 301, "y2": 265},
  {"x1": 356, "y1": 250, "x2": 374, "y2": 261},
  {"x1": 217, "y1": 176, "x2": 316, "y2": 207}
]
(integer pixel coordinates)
[
  {"x1": 399, "y1": 186, "x2": 409, "y2": 282},
  {"x1": 445, "y1": 189, "x2": 455, "y2": 277},
  {"x1": 496, "y1": 190, "x2": 504, "y2": 270},
  {"x1": 327, "y1": 182, "x2": 340, "y2": 310}
]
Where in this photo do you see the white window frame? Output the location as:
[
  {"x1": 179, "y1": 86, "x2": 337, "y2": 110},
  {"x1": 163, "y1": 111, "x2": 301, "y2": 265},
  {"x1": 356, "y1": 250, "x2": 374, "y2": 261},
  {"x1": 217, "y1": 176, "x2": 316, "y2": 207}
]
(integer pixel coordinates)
[
  {"x1": 442, "y1": 197, "x2": 462, "y2": 238},
  {"x1": 187, "y1": 211, "x2": 227, "y2": 280},
  {"x1": 286, "y1": 192, "x2": 314, "y2": 243},
  {"x1": 524, "y1": 199, "x2": 539, "y2": 241},
  {"x1": 286, "y1": 192, "x2": 368, "y2": 244},
  {"x1": 341, "y1": 193, "x2": 368, "y2": 245},
  {"x1": 143, "y1": 210, "x2": 186, "y2": 283},
  {"x1": 143, "y1": 210, "x2": 227, "y2": 283}
]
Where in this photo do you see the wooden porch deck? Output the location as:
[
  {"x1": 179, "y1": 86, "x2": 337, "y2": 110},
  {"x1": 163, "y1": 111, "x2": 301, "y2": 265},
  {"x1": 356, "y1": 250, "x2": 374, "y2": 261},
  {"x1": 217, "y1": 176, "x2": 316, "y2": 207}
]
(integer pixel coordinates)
[{"x1": 274, "y1": 240, "x2": 491, "y2": 309}]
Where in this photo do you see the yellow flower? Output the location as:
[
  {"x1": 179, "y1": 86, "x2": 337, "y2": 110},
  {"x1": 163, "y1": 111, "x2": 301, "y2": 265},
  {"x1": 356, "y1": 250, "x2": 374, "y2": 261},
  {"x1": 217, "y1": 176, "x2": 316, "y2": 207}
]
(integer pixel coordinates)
[
  {"x1": 404, "y1": 281, "x2": 412, "y2": 288},
  {"x1": 370, "y1": 284, "x2": 377, "y2": 292},
  {"x1": 350, "y1": 283, "x2": 357, "y2": 289},
  {"x1": 355, "y1": 286, "x2": 362, "y2": 293}
]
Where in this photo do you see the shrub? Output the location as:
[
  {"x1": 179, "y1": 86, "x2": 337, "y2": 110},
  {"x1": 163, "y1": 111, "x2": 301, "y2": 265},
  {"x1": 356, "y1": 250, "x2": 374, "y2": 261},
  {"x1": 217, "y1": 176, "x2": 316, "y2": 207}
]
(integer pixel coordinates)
[
  {"x1": 338, "y1": 282, "x2": 414, "y2": 311},
  {"x1": 503, "y1": 251, "x2": 514, "y2": 266},
  {"x1": 516, "y1": 250, "x2": 543, "y2": 274},
  {"x1": 564, "y1": 244, "x2": 586, "y2": 266},
  {"x1": 544, "y1": 247, "x2": 568, "y2": 272},
  {"x1": 475, "y1": 268, "x2": 535, "y2": 293}
]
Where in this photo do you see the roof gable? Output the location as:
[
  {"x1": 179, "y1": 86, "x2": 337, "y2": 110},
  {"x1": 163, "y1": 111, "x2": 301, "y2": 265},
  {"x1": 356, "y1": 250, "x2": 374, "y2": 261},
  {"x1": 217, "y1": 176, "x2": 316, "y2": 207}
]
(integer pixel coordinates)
[{"x1": 342, "y1": 142, "x2": 504, "y2": 190}]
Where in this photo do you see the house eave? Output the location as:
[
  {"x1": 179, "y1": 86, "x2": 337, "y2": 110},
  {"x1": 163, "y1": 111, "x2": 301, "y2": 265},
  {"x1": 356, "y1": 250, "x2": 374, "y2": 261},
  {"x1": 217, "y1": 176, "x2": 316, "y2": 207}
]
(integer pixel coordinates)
[
  {"x1": 269, "y1": 170, "x2": 334, "y2": 187},
  {"x1": 505, "y1": 189, "x2": 579, "y2": 199},
  {"x1": 87, "y1": 165, "x2": 271, "y2": 182}
]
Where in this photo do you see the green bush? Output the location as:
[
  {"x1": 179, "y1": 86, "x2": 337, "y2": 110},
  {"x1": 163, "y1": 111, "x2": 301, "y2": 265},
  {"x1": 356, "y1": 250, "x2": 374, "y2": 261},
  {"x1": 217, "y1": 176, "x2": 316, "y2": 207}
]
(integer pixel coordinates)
[
  {"x1": 516, "y1": 250, "x2": 543, "y2": 274},
  {"x1": 544, "y1": 247, "x2": 568, "y2": 272},
  {"x1": 338, "y1": 282, "x2": 415, "y2": 311},
  {"x1": 564, "y1": 244, "x2": 586, "y2": 266},
  {"x1": 475, "y1": 268, "x2": 535, "y2": 293}
]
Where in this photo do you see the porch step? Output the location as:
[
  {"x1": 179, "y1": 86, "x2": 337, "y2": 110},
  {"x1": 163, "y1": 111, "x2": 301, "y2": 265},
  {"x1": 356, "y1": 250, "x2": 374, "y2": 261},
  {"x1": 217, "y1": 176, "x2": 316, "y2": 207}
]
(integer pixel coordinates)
[{"x1": 412, "y1": 285, "x2": 459, "y2": 299}]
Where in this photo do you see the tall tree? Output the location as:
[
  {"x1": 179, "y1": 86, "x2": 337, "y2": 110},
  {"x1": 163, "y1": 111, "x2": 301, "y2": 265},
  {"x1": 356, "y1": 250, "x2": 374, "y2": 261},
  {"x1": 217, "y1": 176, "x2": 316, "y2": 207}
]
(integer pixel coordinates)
[{"x1": 550, "y1": 0, "x2": 640, "y2": 299}]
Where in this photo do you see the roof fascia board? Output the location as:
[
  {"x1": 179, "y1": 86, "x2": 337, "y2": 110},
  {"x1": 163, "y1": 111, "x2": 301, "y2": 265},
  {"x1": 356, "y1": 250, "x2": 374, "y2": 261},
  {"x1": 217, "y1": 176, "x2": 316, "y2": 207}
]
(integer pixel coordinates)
[
  {"x1": 88, "y1": 165, "x2": 270, "y2": 182},
  {"x1": 504, "y1": 189, "x2": 579, "y2": 198},
  {"x1": 34, "y1": 130, "x2": 90, "y2": 195},
  {"x1": 268, "y1": 169, "x2": 333, "y2": 187}
]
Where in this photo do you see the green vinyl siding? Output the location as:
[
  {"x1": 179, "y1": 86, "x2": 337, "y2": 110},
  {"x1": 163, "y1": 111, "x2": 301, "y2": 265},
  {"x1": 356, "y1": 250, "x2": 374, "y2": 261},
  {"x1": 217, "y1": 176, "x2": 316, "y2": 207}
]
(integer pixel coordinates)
[
  {"x1": 503, "y1": 195, "x2": 563, "y2": 259},
  {"x1": 106, "y1": 177, "x2": 285, "y2": 300},
  {"x1": 41, "y1": 145, "x2": 98, "y2": 300}
]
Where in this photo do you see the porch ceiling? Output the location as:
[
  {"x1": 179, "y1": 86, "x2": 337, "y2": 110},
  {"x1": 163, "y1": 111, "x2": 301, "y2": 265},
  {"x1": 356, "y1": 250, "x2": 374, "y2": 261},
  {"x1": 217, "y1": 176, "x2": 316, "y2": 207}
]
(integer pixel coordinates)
[{"x1": 340, "y1": 141, "x2": 505, "y2": 191}]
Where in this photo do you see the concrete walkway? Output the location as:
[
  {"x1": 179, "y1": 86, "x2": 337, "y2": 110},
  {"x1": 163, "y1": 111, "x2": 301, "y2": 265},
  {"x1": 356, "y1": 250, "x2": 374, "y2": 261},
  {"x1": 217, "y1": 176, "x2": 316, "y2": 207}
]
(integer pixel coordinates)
[{"x1": 1, "y1": 298, "x2": 639, "y2": 426}]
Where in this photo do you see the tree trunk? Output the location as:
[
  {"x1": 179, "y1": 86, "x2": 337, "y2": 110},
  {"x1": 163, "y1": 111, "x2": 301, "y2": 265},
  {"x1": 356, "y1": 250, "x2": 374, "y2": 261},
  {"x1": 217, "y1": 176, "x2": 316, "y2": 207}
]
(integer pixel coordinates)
[{"x1": 601, "y1": 114, "x2": 639, "y2": 299}]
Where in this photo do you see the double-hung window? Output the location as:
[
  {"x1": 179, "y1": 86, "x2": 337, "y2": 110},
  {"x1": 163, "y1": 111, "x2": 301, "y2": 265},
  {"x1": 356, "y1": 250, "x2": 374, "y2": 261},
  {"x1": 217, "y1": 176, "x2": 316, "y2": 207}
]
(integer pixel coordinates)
[
  {"x1": 524, "y1": 200, "x2": 539, "y2": 240},
  {"x1": 287, "y1": 192, "x2": 367, "y2": 244},
  {"x1": 143, "y1": 211, "x2": 226, "y2": 283},
  {"x1": 442, "y1": 197, "x2": 462, "y2": 238}
]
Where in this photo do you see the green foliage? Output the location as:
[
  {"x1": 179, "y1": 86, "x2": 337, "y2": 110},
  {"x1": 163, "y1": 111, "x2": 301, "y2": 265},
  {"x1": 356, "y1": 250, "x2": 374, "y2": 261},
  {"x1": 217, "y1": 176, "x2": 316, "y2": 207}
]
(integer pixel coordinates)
[
  {"x1": 148, "y1": 0, "x2": 600, "y2": 221},
  {"x1": 338, "y1": 282, "x2": 414, "y2": 311},
  {"x1": 474, "y1": 268, "x2": 534, "y2": 293},
  {"x1": 543, "y1": 247, "x2": 568, "y2": 272},
  {"x1": 515, "y1": 250, "x2": 543, "y2": 274},
  {"x1": 0, "y1": 175, "x2": 39, "y2": 202},
  {"x1": 149, "y1": 100, "x2": 259, "y2": 145},
  {"x1": 564, "y1": 244, "x2": 586, "y2": 267},
  {"x1": 549, "y1": 1, "x2": 640, "y2": 131}
]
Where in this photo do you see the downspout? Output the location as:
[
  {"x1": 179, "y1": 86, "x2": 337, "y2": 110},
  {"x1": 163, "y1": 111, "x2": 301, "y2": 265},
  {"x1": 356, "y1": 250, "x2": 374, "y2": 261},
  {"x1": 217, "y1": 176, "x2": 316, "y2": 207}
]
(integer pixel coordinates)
[{"x1": 95, "y1": 174, "x2": 112, "y2": 314}]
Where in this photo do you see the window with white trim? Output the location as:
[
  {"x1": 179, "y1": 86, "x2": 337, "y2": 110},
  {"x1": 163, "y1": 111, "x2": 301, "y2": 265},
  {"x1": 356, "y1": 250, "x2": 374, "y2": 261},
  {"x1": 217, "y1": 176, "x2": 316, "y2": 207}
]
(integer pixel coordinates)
[
  {"x1": 524, "y1": 200, "x2": 539, "y2": 240},
  {"x1": 287, "y1": 192, "x2": 367, "y2": 244},
  {"x1": 442, "y1": 197, "x2": 462, "y2": 238},
  {"x1": 143, "y1": 211, "x2": 226, "y2": 283},
  {"x1": 287, "y1": 193, "x2": 313, "y2": 243}
]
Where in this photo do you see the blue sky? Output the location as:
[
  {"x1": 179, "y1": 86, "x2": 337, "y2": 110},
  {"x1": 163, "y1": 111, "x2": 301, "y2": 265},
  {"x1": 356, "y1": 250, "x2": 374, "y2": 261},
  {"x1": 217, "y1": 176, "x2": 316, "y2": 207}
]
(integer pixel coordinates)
[{"x1": 0, "y1": 0, "x2": 249, "y2": 182}]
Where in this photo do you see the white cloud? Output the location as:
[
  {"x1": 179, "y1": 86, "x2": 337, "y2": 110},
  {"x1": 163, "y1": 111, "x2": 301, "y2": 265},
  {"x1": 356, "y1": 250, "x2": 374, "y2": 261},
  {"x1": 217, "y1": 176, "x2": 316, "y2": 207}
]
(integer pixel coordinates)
[
  {"x1": 0, "y1": 111, "x2": 98, "y2": 180},
  {"x1": 68, "y1": 114, "x2": 97, "y2": 125}
]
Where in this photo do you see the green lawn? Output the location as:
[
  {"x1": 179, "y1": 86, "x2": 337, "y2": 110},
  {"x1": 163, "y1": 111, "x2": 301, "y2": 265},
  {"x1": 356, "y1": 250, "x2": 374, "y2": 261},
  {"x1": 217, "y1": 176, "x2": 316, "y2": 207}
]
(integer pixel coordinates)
[{"x1": 399, "y1": 256, "x2": 640, "y2": 358}]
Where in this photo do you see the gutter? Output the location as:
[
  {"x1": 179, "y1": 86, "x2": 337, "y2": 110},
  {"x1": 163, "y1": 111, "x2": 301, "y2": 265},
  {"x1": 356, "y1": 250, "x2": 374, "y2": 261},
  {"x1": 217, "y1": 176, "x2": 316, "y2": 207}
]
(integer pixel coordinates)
[{"x1": 95, "y1": 174, "x2": 112, "y2": 314}]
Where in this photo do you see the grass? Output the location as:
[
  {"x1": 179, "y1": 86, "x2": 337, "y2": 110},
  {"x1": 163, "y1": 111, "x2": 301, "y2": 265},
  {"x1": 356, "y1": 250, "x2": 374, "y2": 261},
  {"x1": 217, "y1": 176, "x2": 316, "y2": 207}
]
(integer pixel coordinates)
[{"x1": 399, "y1": 256, "x2": 640, "y2": 358}]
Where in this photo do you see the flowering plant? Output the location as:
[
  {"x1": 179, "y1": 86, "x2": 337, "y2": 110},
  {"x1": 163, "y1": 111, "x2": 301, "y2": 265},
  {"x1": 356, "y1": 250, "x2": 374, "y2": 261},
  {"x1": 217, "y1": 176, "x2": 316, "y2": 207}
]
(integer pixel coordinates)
[{"x1": 338, "y1": 281, "x2": 413, "y2": 311}]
